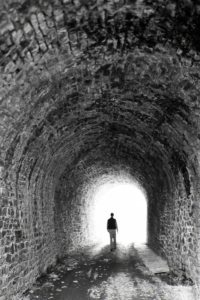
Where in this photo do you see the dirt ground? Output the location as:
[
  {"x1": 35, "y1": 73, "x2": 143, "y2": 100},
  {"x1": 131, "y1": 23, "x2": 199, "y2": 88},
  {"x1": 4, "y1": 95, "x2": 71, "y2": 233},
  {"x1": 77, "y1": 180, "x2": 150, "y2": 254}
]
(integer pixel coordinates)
[{"x1": 21, "y1": 243, "x2": 196, "y2": 300}]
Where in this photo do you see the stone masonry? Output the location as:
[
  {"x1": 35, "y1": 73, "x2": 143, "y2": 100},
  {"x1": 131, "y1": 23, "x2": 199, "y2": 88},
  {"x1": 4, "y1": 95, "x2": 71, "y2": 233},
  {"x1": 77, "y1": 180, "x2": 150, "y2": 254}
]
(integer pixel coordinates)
[{"x1": 0, "y1": 0, "x2": 200, "y2": 298}]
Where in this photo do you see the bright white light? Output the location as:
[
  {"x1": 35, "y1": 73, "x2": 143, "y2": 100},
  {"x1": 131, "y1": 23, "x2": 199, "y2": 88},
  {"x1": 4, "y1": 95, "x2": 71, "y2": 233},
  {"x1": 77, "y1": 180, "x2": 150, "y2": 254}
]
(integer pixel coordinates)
[{"x1": 93, "y1": 183, "x2": 147, "y2": 246}]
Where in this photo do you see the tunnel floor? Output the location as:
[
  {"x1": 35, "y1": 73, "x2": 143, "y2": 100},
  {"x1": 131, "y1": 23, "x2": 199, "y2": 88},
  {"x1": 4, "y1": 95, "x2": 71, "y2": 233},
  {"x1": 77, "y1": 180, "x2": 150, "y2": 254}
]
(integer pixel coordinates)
[{"x1": 23, "y1": 243, "x2": 194, "y2": 300}]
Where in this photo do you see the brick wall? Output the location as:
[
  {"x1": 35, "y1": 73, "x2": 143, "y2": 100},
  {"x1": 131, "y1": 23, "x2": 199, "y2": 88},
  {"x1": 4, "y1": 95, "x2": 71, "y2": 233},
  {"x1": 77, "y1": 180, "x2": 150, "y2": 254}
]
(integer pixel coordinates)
[
  {"x1": 0, "y1": 165, "x2": 58, "y2": 299},
  {"x1": 148, "y1": 165, "x2": 200, "y2": 288}
]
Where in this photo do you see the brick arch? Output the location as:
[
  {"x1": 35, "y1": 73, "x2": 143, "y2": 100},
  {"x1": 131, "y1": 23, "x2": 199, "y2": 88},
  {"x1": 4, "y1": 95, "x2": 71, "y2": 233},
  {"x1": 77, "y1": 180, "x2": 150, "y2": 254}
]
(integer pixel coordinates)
[{"x1": 1, "y1": 0, "x2": 200, "y2": 298}]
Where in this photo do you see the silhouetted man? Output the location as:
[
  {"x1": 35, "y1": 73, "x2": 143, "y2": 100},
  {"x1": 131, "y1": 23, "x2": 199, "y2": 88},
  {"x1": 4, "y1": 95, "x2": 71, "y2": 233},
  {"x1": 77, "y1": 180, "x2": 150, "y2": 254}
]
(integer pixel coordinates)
[{"x1": 107, "y1": 213, "x2": 118, "y2": 251}]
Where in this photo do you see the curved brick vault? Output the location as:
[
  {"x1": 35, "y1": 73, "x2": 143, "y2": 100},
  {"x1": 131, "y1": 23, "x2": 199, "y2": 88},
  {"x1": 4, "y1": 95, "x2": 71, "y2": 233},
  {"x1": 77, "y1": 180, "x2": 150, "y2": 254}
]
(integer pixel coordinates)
[{"x1": 1, "y1": 0, "x2": 200, "y2": 298}]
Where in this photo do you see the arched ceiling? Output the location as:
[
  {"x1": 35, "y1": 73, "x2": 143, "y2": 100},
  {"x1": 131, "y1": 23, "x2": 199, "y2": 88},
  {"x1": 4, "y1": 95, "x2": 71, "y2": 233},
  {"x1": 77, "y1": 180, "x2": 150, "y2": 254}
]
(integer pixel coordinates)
[{"x1": 1, "y1": 0, "x2": 200, "y2": 195}]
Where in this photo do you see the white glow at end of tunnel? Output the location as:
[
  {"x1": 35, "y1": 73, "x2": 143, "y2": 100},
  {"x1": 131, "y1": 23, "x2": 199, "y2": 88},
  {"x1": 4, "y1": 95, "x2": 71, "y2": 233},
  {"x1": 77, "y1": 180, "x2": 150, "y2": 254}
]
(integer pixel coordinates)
[{"x1": 92, "y1": 183, "x2": 147, "y2": 246}]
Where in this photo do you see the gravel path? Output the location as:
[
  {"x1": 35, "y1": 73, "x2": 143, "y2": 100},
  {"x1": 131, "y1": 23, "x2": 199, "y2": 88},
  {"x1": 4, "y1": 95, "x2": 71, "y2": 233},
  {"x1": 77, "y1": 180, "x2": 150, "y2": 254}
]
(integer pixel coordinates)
[{"x1": 22, "y1": 243, "x2": 196, "y2": 300}]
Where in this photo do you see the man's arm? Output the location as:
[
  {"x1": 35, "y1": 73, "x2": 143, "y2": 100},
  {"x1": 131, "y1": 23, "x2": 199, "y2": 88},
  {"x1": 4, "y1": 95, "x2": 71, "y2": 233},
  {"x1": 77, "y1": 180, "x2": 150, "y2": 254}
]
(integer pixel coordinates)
[{"x1": 115, "y1": 220, "x2": 118, "y2": 232}]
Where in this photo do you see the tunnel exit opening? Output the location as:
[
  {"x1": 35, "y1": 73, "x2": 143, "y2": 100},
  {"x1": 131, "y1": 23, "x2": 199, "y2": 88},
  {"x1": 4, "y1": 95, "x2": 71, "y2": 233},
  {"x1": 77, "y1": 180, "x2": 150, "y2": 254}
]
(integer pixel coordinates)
[{"x1": 92, "y1": 183, "x2": 147, "y2": 246}]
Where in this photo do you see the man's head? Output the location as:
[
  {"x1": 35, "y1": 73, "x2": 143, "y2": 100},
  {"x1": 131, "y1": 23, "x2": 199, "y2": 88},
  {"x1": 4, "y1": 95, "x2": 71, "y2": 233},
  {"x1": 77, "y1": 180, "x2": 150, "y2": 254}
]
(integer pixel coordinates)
[{"x1": 111, "y1": 213, "x2": 114, "y2": 217}]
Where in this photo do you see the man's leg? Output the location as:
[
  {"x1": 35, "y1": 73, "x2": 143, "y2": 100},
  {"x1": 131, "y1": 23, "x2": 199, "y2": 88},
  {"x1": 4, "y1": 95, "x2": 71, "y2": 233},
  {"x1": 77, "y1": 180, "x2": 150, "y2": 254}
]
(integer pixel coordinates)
[
  {"x1": 113, "y1": 231, "x2": 116, "y2": 249},
  {"x1": 109, "y1": 230, "x2": 115, "y2": 250},
  {"x1": 109, "y1": 232, "x2": 113, "y2": 250}
]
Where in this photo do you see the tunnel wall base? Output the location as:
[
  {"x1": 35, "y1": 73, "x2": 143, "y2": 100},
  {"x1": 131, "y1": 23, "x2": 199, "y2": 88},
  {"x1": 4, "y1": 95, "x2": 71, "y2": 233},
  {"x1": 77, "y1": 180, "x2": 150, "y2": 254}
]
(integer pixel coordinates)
[
  {"x1": 148, "y1": 170, "x2": 200, "y2": 287},
  {"x1": 54, "y1": 173, "x2": 94, "y2": 258},
  {"x1": 0, "y1": 167, "x2": 58, "y2": 299}
]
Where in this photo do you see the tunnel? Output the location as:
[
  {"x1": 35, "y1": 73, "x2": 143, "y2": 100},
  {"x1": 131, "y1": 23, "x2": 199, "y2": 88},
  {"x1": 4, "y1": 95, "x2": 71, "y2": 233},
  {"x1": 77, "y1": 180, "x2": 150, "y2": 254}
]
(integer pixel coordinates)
[{"x1": 0, "y1": 0, "x2": 200, "y2": 298}]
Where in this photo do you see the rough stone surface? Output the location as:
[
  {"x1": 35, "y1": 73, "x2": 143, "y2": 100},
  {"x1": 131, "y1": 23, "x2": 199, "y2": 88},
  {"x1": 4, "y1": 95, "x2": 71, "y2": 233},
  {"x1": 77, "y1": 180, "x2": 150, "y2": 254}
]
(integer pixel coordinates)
[{"x1": 0, "y1": 0, "x2": 200, "y2": 298}]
